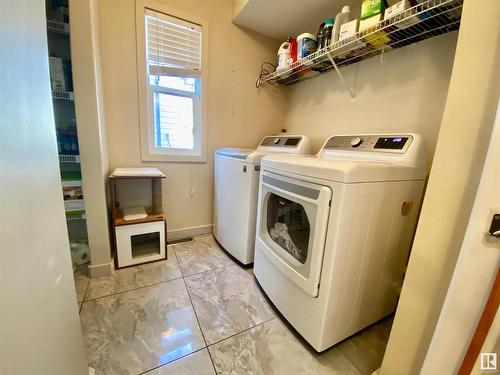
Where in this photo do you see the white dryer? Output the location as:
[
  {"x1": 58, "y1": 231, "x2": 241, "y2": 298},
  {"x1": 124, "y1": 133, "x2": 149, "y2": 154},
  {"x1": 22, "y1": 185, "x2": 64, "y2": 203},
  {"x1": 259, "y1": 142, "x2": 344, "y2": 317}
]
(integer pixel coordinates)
[
  {"x1": 254, "y1": 134, "x2": 427, "y2": 351},
  {"x1": 214, "y1": 135, "x2": 311, "y2": 265}
]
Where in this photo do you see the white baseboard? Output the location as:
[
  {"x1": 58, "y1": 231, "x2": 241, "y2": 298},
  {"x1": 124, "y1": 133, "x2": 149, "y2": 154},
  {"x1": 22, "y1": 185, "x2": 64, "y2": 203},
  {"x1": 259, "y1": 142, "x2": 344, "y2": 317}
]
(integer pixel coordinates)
[
  {"x1": 167, "y1": 224, "x2": 213, "y2": 241},
  {"x1": 88, "y1": 261, "x2": 113, "y2": 278}
]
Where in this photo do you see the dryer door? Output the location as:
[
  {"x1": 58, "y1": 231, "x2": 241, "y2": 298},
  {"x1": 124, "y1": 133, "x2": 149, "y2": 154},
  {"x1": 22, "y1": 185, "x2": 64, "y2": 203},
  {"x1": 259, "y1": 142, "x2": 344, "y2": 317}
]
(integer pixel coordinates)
[{"x1": 259, "y1": 171, "x2": 331, "y2": 297}]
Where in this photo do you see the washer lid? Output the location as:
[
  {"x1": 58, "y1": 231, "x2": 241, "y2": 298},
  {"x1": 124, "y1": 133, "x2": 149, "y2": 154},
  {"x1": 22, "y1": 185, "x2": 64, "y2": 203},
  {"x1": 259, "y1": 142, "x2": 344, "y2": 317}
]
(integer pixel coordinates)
[
  {"x1": 256, "y1": 134, "x2": 311, "y2": 155},
  {"x1": 215, "y1": 148, "x2": 254, "y2": 160},
  {"x1": 215, "y1": 135, "x2": 311, "y2": 164}
]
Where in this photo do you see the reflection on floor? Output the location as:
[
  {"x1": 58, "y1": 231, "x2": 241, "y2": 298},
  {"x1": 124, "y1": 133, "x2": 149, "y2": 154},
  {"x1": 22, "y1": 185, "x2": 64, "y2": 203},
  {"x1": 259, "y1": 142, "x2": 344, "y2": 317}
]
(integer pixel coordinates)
[{"x1": 75, "y1": 234, "x2": 393, "y2": 375}]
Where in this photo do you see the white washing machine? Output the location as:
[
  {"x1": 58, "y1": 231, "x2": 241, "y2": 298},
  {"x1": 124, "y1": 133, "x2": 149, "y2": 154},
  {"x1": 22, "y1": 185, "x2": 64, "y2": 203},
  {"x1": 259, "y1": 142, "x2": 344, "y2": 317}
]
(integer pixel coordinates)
[
  {"x1": 254, "y1": 133, "x2": 427, "y2": 351},
  {"x1": 214, "y1": 135, "x2": 311, "y2": 265}
]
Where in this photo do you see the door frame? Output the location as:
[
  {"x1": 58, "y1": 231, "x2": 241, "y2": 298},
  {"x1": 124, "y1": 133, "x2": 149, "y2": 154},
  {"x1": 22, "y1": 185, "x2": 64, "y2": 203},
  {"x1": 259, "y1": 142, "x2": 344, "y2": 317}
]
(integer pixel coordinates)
[{"x1": 420, "y1": 99, "x2": 500, "y2": 374}]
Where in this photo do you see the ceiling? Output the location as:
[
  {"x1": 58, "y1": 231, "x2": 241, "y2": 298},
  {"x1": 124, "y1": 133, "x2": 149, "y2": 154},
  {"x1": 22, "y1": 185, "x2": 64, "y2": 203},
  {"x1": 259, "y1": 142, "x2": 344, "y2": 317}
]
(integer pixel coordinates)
[{"x1": 232, "y1": 0, "x2": 361, "y2": 41}]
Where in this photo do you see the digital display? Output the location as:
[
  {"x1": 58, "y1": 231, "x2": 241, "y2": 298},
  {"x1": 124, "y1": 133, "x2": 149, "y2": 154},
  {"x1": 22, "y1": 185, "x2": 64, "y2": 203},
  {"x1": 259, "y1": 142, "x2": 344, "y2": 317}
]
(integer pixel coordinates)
[
  {"x1": 374, "y1": 137, "x2": 408, "y2": 150},
  {"x1": 285, "y1": 138, "x2": 300, "y2": 146}
]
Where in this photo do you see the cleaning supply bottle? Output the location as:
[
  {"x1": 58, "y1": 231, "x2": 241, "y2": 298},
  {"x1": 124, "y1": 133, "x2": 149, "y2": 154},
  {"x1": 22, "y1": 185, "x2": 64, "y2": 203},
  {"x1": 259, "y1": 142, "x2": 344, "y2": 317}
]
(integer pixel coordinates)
[
  {"x1": 316, "y1": 23, "x2": 325, "y2": 51},
  {"x1": 288, "y1": 36, "x2": 297, "y2": 63},
  {"x1": 297, "y1": 33, "x2": 317, "y2": 59},
  {"x1": 276, "y1": 41, "x2": 291, "y2": 70},
  {"x1": 321, "y1": 18, "x2": 334, "y2": 48},
  {"x1": 333, "y1": 6, "x2": 351, "y2": 43}
]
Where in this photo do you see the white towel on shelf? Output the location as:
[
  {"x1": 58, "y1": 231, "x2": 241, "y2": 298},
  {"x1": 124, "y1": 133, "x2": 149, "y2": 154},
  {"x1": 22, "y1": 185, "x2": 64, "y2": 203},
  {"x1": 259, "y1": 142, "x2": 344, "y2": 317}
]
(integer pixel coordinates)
[
  {"x1": 122, "y1": 207, "x2": 148, "y2": 221},
  {"x1": 111, "y1": 168, "x2": 165, "y2": 177}
]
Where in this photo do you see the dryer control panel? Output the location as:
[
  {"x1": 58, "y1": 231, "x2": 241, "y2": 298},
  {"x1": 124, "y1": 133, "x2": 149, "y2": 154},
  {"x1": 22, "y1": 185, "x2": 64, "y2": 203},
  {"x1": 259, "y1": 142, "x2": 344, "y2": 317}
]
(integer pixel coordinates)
[{"x1": 324, "y1": 135, "x2": 413, "y2": 153}]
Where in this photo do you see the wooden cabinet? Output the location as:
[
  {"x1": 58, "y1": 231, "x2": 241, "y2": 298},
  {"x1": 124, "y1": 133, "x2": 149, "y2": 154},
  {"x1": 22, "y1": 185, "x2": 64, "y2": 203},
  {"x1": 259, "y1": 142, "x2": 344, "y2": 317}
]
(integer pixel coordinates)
[{"x1": 109, "y1": 169, "x2": 167, "y2": 268}]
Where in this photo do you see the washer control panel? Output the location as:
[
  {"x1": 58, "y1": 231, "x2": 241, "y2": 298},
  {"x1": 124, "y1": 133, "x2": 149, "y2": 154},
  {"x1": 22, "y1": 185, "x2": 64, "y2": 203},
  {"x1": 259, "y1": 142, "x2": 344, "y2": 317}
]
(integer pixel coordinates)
[
  {"x1": 260, "y1": 136, "x2": 302, "y2": 147},
  {"x1": 324, "y1": 135, "x2": 413, "y2": 153}
]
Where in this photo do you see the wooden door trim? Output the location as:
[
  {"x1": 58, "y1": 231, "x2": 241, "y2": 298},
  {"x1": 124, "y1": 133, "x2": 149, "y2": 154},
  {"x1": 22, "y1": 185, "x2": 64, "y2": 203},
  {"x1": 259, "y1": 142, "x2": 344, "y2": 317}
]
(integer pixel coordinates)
[{"x1": 458, "y1": 267, "x2": 500, "y2": 374}]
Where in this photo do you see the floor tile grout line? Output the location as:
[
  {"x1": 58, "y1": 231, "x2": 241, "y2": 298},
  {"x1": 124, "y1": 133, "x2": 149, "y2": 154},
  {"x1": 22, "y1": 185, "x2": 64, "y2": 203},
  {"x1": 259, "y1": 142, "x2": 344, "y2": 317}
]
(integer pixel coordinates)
[
  {"x1": 180, "y1": 261, "x2": 239, "y2": 280},
  {"x1": 81, "y1": 272, "x2": 91, "y2": 303},
  {"x1": 205, "y1": 343, "x2": 219, "y2": 375},
  {"x1": 335, "y1": 319, "x2": 391, "y2": 375},
  {"x1": 337, "y1": 351, "x2": 366, "y2": 375},
  {"x1": 82, "y1": 243, "x2": 210, "y2": 375},
  {"x1": 334, "y1": 344, "x2": 366, "y2": 375},
  {"x1": 181, "y1": 278, "x2": 219, "y2": 375},
  {"x1": 82, "y1": 275, "x2": 184, "y2": 302},
  {"x1": 75, "y1": 267, "x2": 91, "y2": 313},
  {"x1": 176, "y1": 236, "x2": 278, "y2": 369},
  {"x1": 79, "y1": 234, "x2": 388, "y2": 375},
  {"x1": 135, "y1": 346, "x2": 208, "y2": 375},
  {"x1": 206, "y1": 316, "x2": 278, "y2": 348},
  {"x1": 81, "y1": 237, "x2": 234, "y2": 302},
  {"x1": 172, "y1": 246, "x2": 209, "y2": 349},
  {"x1": 172, "y1": 241, "x2": 238, "y2": 279},
  {"x1": 82, "y1": 247, "x2": 180, "y2": 302},
  {"x1": 79, "y1": 276, "x2": 91, "y2": 313},
  {"x1": 83, "y1": 235, "x2": 271, "y2": 374},
  {"x1": 173, "y1": 242, "x2": 220, "y2": 375}
]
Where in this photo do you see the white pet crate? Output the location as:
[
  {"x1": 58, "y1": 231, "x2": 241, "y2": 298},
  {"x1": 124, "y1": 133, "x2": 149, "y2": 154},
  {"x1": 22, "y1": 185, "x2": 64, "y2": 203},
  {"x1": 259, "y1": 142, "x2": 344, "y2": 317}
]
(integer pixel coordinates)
[{"x1": 115, "y1": 221, "x2": 165, "y2": 268}]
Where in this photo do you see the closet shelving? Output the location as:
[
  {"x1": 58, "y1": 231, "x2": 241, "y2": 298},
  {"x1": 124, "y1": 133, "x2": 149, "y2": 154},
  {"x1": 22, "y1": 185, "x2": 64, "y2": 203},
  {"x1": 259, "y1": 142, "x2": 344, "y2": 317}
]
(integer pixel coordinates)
[
  {"x1": 66, "y1": 211, "x2": 86, "y2": 221},
  {"x1": 52, "y1": 89, "x2": 74, "y2": 101},
  {"x1": 46, "y1": 0, "x2": 88, "y2": 261},
  {"x1": 59, "y1": 154, "x2": 80, "y2": 163},
  {"x1": 47, "y1": 19, "x2": 69, "y2": 34},
  {"x1": 257, "y1": 0, "x2": 463, "y2": 88}
]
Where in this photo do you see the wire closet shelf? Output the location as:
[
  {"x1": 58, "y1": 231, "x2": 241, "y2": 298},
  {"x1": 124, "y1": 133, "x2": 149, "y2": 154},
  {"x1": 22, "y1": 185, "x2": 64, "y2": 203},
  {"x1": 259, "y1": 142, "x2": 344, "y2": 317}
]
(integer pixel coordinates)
[
  {"x1": 257, "y1": 0, "x2": 463, "y2": 87},
  {"x1": 47, "y1": 19, "x2": 70, "y2": 34}
]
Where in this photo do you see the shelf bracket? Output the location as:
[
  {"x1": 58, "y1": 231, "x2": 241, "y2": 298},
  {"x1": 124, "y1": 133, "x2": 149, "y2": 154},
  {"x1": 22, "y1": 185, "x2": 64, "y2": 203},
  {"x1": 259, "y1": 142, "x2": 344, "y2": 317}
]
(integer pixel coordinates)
[{"x1": 327, "y1": 53, "x2": 355, "y2": 99}]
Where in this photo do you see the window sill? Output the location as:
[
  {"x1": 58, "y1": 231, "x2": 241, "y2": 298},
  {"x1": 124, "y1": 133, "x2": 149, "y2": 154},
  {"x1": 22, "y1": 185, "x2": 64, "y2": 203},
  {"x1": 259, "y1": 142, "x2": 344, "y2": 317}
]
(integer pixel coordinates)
[{"x1": 140, "y1": 150, "x2": 207, "y2": 163}]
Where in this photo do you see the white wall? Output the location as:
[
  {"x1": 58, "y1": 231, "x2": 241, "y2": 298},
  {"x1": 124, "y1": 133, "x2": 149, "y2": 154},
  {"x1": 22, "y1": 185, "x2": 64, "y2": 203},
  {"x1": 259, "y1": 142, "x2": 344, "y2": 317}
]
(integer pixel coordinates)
[
  {"x1": 0, "y1": 1, "x2": 88, "y2": 373},
  {"x1": 99, "y1": 0, "x2": 286, "y2": 238},
  {"x1": 284, "y1": 32, "x2": 458, "y2": 165},
  {"x1": 420, "y1": 100, "x2": 500, "y2": 374},
  {"x1": 71, "y1": 0, "x2": 113, "y2": 275},
  {"x1": 380, "y1": 0, "x2": 500, "y2": 373}
]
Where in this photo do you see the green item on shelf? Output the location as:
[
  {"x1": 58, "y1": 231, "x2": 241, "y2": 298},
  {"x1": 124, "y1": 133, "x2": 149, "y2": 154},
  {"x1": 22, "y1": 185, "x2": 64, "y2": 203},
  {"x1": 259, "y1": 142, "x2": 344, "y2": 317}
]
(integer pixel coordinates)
[
  {"x1": 361, "y1": 0, "x2": 383, "y2": 20},
  {"x1": 60, "y1": 170, "x2": 82, "y2": 181}
]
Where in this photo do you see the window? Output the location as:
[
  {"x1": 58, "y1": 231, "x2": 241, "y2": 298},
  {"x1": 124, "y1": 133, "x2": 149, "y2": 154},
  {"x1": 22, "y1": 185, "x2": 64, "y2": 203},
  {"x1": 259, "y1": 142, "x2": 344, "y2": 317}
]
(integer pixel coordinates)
[{"x1": 136, "y1": 2, "x2": 208, "y2": 162}]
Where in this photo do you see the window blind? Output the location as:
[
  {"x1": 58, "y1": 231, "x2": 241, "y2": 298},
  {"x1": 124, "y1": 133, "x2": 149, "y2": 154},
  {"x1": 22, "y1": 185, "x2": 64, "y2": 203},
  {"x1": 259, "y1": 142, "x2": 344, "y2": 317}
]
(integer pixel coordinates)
[{"x1": 145, "y1": 9, "x2": 202, "y2": 77}]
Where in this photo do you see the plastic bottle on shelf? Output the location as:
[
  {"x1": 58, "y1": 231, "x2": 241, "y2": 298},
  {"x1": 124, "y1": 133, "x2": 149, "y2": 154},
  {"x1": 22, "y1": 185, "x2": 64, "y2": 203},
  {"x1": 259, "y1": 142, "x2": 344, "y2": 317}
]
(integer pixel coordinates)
[
  {"x1": 288, "y1": 36, "x2": 298, "y2": 63},
  {"x1": 333, "y1": 6, "x2": 351, "y2": 43},
  {"x1": 321, "y1": 18, "x2": 334, "y2": 48},
  {"x1": 297, "y1": 33, "x2": 317, "y2": 59},
  {"x1": 276, "y1": 41, "x2": 292, "y2": 70},
  {"x1": 316, "y1": 22, "x2": 325, "y2": 51}
]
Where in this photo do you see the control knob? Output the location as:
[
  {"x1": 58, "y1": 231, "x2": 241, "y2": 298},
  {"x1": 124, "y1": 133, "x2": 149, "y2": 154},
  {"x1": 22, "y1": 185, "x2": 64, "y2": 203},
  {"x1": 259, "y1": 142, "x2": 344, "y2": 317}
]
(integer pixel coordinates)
[
  {"x1": 350, "y1": 137, "x2": 363, "y2": 148},
  {"x1": 273, "y1": 138, "x2": 281, "y2": 144}
]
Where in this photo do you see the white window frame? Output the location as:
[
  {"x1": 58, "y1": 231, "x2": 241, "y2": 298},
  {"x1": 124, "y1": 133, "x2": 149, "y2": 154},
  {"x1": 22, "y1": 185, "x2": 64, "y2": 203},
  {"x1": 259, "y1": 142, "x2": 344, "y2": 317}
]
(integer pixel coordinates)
[{"x1": 136, "y1": 0, "x2": 208, "y2": 162}]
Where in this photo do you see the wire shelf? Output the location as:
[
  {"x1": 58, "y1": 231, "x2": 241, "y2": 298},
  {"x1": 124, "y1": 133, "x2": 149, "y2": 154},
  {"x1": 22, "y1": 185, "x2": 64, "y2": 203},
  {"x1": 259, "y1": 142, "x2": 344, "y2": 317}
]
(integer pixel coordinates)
[
  {"x1": 59, "y1": 154, "x2": 80, "y2": 164},
  {"x1": 52, "y1": 90, "x2": 74, "y2": 101},
  {"x1": 66, "y1": 211, "x2": 86, "y2": 221},
  {"x1": 47, "y1": 20, "x2": 69, "y2": 34},
  {"x1": 258, "y1": 0, "x2": 462, "y2": 87},
  {"x1": 64, "y1": 198, "x2": 85, "y2": 221}
]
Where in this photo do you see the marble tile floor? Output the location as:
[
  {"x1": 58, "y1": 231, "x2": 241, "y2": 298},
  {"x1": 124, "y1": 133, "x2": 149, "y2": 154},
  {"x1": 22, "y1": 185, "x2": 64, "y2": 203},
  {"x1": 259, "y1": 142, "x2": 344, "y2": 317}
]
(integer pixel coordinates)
[
  {"x1": 74, "y1": 263, "x2": 90, "y2": 311},
  {"x1": 75, "y1": 234, "x2": 393, "y2": 375}
]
